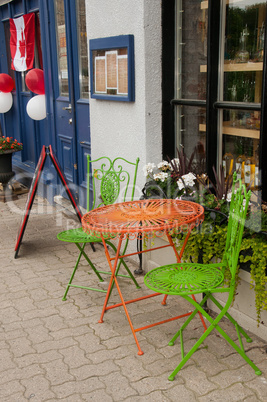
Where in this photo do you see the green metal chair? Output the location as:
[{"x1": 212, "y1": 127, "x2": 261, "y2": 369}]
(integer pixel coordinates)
[
  {"x1": 57, "y1": 155, "x2": 140, "y2": 300},
  {"x1": 144, "y1": 174, "x2": 262, "y2": 381}
]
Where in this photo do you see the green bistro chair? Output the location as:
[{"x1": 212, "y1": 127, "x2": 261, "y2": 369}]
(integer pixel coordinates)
[
  {"x1": 144, "y1": 174, "x2": 262, "y2": 381},
  {"x1": 57, "y1": 155, "x2": 140, "y2": 300}
]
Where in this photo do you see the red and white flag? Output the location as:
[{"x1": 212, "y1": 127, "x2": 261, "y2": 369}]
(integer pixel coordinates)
[{"x1": 10, "y1": 13, "x2": 35, "y2": 71}]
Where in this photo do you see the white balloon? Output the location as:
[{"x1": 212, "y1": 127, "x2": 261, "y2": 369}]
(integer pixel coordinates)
[
  {"x1": 0, "y1": 91, "x2": 13, "y2": 113},
  {"x1": 26, "y1": 95, "x2": 46, "y2": 120}
]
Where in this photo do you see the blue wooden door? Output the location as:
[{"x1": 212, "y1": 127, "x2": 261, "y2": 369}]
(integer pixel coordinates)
[{"x1": 49, "y1": 0, "x2": 90, "y2": 207}]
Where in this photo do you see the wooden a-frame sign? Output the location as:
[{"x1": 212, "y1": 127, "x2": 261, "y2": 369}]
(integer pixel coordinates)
[{"x1": 14, "y1": 145, "x2": 83, "y2": 258}]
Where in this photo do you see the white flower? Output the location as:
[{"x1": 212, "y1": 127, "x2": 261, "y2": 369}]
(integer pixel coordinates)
[
  {"x1": 170, "y1": 158, "x2": 180, "y2": 169},
  {"x1": 157, "y1": 161, "x2": 171, "y2": 171},
  {"x1": 225, "y1": 191, "x2": 251, "y2": 207},
  {"x1": 153, "y1": 172, "x2": 169, "y2": 182},
  {"x1": 177, "y1": 172, "x2": 196, "y2": 190},
  {"x1": 182, "y1": 173, "x2": 196, "y2": 186},
  {"x1": 226, "y1": 192, "x2": 232, "y2": 203},
  {"x1": 143, "y1": 163, "x2": 156, "y2": 176},
  {"x1": 177, "y1": 179, "x2": 185, "y2": 190}
]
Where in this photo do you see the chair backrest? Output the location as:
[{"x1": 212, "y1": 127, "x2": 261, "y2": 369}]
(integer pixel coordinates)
[
  {"x1": 222, "y1": 172, "x2": 251, "y2": 279},
  {"x1": 87, "y1": 156, "x2": 140, "y2": 211}
]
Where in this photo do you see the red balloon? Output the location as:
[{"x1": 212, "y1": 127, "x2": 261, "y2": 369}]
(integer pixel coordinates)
[
  {"x1": 0, "y1": 73, "x2": 14, "y2": 93},
  {"x1": 25, "y1": 69, "x2": 45, "y2": 95}
]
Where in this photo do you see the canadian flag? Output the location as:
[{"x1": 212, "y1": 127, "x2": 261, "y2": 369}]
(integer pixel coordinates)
[{"x1": 10, "y1": 13, "x2": 35, "y2": 71}]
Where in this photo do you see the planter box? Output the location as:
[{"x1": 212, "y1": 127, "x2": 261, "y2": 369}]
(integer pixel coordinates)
[{"x1": 142, "y1": 236, "x2": 267, "y2": 341}]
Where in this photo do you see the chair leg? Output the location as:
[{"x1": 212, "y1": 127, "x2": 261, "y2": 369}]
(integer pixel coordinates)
[
  {"x1": 208, "y1": 294, "x2": 252, "y2": 343},
  {"x1": 77, "y1": 243, "x2": 105, "y2": 282},
  {"x1": 100, "y1": 240, "x2": 141, "y2": 289},
  {"x1": 62, "y1": 244, "x2": 84, "y2": 301},
  {"x1": 62, "y1": 243, "x2": 104, "y2": 301},
  {"x1": 167, "y1": 294, "x2": 262, "y2": 381},
  {"x1": 168, "y1": 294, "x2": 209, "y2": 346}
]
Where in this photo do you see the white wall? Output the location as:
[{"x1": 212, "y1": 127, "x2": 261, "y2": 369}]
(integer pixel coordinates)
[{"x1": 85, "y1": 0, "x2": 163, "y2": 199}]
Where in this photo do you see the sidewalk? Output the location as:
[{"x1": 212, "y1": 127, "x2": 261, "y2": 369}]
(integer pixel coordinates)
[{"x1": 0, "y1": 193, "x2": 266, "y2": 401}]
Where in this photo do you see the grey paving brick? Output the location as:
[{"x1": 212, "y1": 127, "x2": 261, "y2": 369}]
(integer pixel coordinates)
[
  {"x1": 21, "y1": 374, "x2": 56, "y2": 400},
  {"x1": 1, "y1": 193, "x2": 266, "y2": 401},
  {"x1": 177, "y1": 365, "x2": 218, "y2": 396},
  {"x1": 99, "y1": 372, "x2": 138, "y2": 400},
  {"x1": 14, "y1": 350, "x2": 64, "y2": 368},
  {"x1": 52, "y1": 377, "x2": 105, "y2": 399},
  {"x1": 0, "y1": 364, "x2": 45, "y2": 385},
  {"x1": 6, "y1": 336, "x2": 36, "y2": 357},
  {"x1": 198, "y1": 383, "x2": 257, "y2": 402},
  {"x1": 59, "y1": 344, "x2": 91, "y2": 368},
  {"x1": 0, "y1": 380, "x2": 25, "y2": 399},
  {"x1": 211, "y1": 366, "x2": 262, "y2": 388},
  {"x1": 245, "y1": 375, "x2": 267, "y2": 401},
  {"x1": 41, "y1": 358, "x2": 75, "y2": 385}
]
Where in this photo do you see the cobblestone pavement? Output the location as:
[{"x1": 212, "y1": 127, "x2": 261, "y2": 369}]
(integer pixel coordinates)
[{"x1": 1, "y1": 193, "x2": 267, "y2": 401}]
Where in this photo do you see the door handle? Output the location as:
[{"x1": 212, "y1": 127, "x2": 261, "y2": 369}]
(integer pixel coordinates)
[{"x1": 62, "y1": 104, "x2": 72, "y2": 112}]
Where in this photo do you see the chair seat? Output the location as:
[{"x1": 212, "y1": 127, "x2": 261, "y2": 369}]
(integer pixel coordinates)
[
  {"x1": 57, "y1": 227, "x2": 115, "y2": 243},
  {"x1": 144, "y1": 263, "x2": 224, "y2": 296}
]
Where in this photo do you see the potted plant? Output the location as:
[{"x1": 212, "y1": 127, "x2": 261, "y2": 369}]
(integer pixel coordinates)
[
  {"x1": 142, "y1": 149, "x2": 267, "y2": 328},
  {"x1": 0, "y1": 135, "x2": 23, "y2": 189}
]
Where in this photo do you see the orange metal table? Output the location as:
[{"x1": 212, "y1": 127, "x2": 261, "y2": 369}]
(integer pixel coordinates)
[{"x1": 82, "y1": 198, "x2": 205, "y2": 355}]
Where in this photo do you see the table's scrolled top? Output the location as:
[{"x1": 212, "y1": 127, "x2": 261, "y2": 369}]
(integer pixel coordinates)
[{"x1": 82, "y1": 199, "x2": 204, "y2": 239}]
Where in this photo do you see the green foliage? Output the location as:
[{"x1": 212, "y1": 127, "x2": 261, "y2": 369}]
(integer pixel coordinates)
[
  {"x1": 239, "y1": 236, "x2": 267, "y2": 322},
  {"x1": 0, "y1": 136, "x2": 23, "y2": 153},
  {"x1": 143, "y1": 155, "x2": 267, "y2": 323}
]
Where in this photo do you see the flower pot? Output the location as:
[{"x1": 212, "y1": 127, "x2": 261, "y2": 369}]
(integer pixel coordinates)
[{"x1": 0, "y1": 151, "x2": 15, "y2": 185}]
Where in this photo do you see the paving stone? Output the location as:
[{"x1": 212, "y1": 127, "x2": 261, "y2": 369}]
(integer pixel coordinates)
[
  {"x1": 162, "y1": 384, "x2": 198, "y2": 401},
  {"x1": 211, "y1": 366, "x2": 261, "y2": 388},
  {"x1": 125, "y1": 390, "x2": 174, "y2": 401},
  {"x1": 198, "y1": 382, "x2": 257, "y2": 402},
  {"x1": 34, "y1": 336, "x2": 77, "y2": 354},
  {"x1": 21, "y1": 374, "x2": 56, "y2": 400},
  {"x1": 52, "y1": 377, "x2": 105, "y2": 399},
  {"x1": 6, "y1": 336, "x2": 36, "y2": 358},
  {"x1": 58, "y1": 344, "x2": 91, "y2": 369},
  {"x1": 245, "y1": 375, "x2": 267, "y2": 401},
  {"x1": 115, "y1": 354, "x2": 151, "y2": 382},
  {"x1": 41, "y1": 358, "x2": 75, "y2": 385},
  {"x1": 14, "y1": 350, "x2": 63, "y2": 368},
  {"x1": 25, "y1": 324, "x2": 54, "y2": 344},
  {"x1": 0, "y1": 364, "x2": 44, "y2": 385},
  {"x1": 100, "y1": 372, "x2": 138, "y2": 401},
  {"x1": 190, "y1": 349, "x2": 229, "y2": 376},
  {"x1": 1, "y1": 194, "x2": 267, "y2": 401},
  {"x1": 41, "y1": 314, "x2": 69, "y2": 332},
  {"x1": 90, "y1": 345, "x2": 135, "y2": 365},
  {"x1": 75, "y1": 333, "x2": 106, "y2": 355},
  {"x1": 82, "y1": 389, "x2": 114, "y2": 401},
  {"x1": 46, "y1": 395, "x2": 84, "y2": 402},
  {"x1": 0, "y1": 348, "x2": 16, "y2": 371},
  {"x1": 1, "y1": 306, "x2": 21, "y2": 324},
  {"x1": 0, "y1": 380, "x2": 25, "y2": 399},
  {"x1": 243, "y1": 396, "x2": 264, "y2": 402},
  {"x1": 71, "y1": 360, "x2": 120, "y2": 380},
  {"x1": 176, "y1": 365, "x2": 218, "y2": 396}
]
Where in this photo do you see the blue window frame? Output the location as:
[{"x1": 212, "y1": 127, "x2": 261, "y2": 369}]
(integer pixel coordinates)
[{"x1": 89, "y1": 34, "x2": 135, "y2": 102}]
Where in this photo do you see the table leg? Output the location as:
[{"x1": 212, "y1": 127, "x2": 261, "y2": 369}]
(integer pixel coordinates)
[{"x1": 98, "y1": 234, "x2": 144, "y2": 355}]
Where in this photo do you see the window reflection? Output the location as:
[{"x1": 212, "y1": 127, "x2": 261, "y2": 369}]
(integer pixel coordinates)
[
  {"x1": 76, "y1": 0, "x2": 89, "y2": 99},
  {"x1": 55, "y1": 0, "x2": 69, "y2": 97}
]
